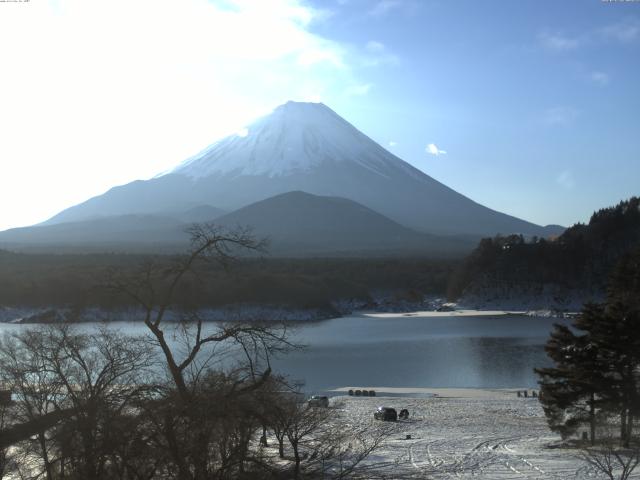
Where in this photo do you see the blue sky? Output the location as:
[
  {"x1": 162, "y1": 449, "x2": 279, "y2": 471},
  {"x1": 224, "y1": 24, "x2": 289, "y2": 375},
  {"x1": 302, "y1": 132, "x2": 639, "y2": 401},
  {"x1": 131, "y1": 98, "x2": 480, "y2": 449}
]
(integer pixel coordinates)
[
  {"x1": 310, "y1": 0, "x2": 640, "y2": 228},
  {"x1": 0, "y1": 0, "x2": 638, "y2": 230}
]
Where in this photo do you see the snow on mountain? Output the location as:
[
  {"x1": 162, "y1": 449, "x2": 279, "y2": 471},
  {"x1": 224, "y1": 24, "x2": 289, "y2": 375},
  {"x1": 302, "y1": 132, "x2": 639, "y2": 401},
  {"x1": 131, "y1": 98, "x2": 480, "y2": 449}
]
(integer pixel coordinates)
[
  {"x1": 37, "y1": 100, "x2": 555, "y2": 239},
  {"x1": 172, "y1": 101, "x2": 421, "y2": 181}
]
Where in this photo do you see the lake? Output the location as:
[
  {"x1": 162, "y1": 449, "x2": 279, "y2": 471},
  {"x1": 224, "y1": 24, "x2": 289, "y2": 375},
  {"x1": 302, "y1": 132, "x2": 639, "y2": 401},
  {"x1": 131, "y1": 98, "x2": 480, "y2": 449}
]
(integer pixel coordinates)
[{"x1": 0, "y1": 312, "x2": 565, "y2": 393}]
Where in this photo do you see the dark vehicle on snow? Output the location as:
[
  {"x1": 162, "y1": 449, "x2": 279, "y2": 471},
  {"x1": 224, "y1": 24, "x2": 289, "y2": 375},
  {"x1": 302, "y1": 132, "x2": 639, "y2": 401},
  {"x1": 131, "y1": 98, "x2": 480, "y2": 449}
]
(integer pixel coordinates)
[
  {"x1": 308, "y1": 395, "x2": 329, "y2": 408},
  {"x1": 374, "y1": 406, "x2": 397, "y2": 421}
]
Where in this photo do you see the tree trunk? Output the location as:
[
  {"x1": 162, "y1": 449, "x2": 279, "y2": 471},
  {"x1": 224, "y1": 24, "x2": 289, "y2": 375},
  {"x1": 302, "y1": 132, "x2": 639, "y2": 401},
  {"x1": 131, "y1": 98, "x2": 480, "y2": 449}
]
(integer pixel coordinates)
[
  {"x1": 0, "y1": 449, "x2": 6, "y2": 480},
  {"x1": 293, "y1": 442, "x2": 301, "y2": 480},
  {"x1": 38, "y1": 431, "x2": 55, "y2": 480},
  {"x1": 589, "y1": 393, "x2": 596, "y2": 445},
  {"x1": 261, "y1": 425, "x2": 268, "y2": 447},
  {"x1": 145, "y1": 321, "x2": 190, "y2": 401},
  {"x1": 164, "y1": 413, "x2": 192, "y2": 480},
  {"x1": 192, "y1": 426, "x2": 211, "y2": 480},
  {"x1": 278, "y1": 438, "x2": 285, "y2": 458},
  {"x1": 624, "y1": 411, "x2": 634, "y2": 448},
  {"x1": 275, "y1": 430, "x2": 285, "y2": 458}
]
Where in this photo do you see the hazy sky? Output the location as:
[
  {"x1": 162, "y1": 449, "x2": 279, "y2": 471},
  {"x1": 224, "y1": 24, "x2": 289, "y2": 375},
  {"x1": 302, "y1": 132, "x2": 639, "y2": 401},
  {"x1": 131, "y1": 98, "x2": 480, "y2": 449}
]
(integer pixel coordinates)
[{"x1": 0, "y1": 0, "x2": 638, "y2": 231}]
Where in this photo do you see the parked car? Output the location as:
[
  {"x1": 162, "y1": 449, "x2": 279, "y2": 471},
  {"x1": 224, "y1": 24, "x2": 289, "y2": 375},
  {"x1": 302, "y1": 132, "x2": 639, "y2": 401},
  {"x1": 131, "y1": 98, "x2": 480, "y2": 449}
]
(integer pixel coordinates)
[
  {"x1": 374, "y1": 406, "x2": 397, "y2": 421},
  {"x1": 436, "y1": 303, "x2": 456, "y2": 312},
  {"x1": 308, "y1": 395, "x2": 329, "y2": 408}
]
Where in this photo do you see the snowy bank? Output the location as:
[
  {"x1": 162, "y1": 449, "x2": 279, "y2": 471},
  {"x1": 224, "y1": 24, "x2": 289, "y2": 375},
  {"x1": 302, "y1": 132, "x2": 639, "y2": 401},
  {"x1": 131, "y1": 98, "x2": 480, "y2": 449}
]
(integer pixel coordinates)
[{"x1": 325, "y1": 391, "x2": 607, "y2": 478}]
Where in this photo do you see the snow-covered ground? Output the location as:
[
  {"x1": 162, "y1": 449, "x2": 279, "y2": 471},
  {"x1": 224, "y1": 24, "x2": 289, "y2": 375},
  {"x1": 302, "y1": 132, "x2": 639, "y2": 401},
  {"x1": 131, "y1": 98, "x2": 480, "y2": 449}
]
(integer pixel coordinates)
[{"x1": 326, "y1": 389, "x2": 636, "y2": 479}]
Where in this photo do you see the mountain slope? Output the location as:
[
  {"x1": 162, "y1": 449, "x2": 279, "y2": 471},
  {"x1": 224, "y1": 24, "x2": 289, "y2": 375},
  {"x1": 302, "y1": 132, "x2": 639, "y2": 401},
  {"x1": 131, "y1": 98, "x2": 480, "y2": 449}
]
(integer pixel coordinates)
[
  {"x1": 170, "y1": 204, "x2": 226, "y2": 223},
  {"x1": 0, "y1": 215, "x2": 188, "y2": 251},
  {"x1": 0, "y1": 192, "x2": 474, "y2": 256},
  {"x1": 43, "y1": 101, "x2": 554, "y2": 237},
  {"x1": 214, "y1": 191, "x2": 472, "y2": 255}
]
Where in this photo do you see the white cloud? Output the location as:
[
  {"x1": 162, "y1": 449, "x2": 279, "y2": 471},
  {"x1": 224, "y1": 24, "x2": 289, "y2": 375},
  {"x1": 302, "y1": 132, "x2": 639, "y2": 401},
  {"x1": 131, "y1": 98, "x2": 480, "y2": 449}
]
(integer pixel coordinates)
[
  {"x1": 589, "y1": 71, "x2": 610, "y2": 86},
  {"x1": 368, "y1": 0, "x2": 403, "y2": 16},
  {"x1": 0, "y1": 0, "x2": 370, "y2": 230},
  {"x1": 556, "y1": 171, "x2": 575, "y2": 190},
  {"x1": 543, "y1": 106, "x2": 579, "y2": 127},
  {"x1": 426, "y1": 143, "x2": 447, "y2": 156},
  {"x1": 538, "y1": 31, "x2": 582, "y2": 51},
  {"x1": 537, "y1": 19, "x2": 640, "y2": 55},
  {"x1": 388, "y1": 141, "x2": 397, "y2": 147},
  {"x1": 600, "y1": 18, "x2": 640, "y2": 43}
]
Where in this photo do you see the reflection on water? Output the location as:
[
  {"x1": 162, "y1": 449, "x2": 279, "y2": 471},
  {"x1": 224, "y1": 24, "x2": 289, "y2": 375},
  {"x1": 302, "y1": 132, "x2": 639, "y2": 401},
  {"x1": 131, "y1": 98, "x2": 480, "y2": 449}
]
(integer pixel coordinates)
[
  {"x1": 0, "y1": 313, "x2": 565, "y2": 391},
  {"x1": 272, "y1": 314, "x2": 564, "y2": 391}
]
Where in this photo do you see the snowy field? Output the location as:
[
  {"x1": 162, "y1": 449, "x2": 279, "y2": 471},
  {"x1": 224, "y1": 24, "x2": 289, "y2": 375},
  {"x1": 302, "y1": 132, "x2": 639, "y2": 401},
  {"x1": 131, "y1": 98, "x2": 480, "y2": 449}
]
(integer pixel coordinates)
[{"x1": 326, "y1": 388, "x2": 638, "y2": 479}]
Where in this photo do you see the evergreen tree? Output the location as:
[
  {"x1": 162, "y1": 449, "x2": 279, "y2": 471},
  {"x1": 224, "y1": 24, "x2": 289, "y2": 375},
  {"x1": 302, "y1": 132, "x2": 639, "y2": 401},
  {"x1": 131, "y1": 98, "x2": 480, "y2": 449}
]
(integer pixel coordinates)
[
  {"x1": 536, "y1": 314, "x2": 604, "y2": 443},
  {"x1": 595, "y1": 246, "x2": 640, "y2": 447},
  {"x1": 537, "y1": 246, "x2": 640, "y2": 446}
]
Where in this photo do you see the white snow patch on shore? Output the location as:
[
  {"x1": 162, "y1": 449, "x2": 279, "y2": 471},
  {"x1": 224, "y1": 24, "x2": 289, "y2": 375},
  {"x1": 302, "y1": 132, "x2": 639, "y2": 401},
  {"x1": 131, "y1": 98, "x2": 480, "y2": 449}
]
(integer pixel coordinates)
[{"x1": 325, "y1": 391, "x2": 613, "y2": 478}]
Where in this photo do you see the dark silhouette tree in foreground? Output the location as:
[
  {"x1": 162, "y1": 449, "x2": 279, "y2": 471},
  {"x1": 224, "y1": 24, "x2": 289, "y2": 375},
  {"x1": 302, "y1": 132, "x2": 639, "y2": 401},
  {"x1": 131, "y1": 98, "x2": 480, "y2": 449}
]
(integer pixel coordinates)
[
  {"x1": 0, "y1": 223, "x2": 389, "y2": 479},
  {"x1": 106, "y1": 224, "x2": 298, "y2": 479},
  {"x1": 0, "y1": 392, "x2": 15, "y2": 478},
  {"x1": 0, "y1": 325, "x2": 153, "y2": 479},
  {"x1": 537, "y1": 246, "x2": 640, "y2": 447},
  {"x1": 535, "y1": 310, "x2": 606, "y2": 444}
]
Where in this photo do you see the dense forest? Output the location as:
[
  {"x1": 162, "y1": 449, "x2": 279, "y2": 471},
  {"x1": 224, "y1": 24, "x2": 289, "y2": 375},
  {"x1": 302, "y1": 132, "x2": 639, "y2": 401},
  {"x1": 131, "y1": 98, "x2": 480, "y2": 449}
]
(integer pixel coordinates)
[
  {"x1": 3, "y1": 197, "x2": 639, "y2": 319},
  {"x1": 447, "y1": 197, "x2": 640, "y2": 307},
  {"x1": 0, "y1": 250, "x2": 456, "y2": 319}
]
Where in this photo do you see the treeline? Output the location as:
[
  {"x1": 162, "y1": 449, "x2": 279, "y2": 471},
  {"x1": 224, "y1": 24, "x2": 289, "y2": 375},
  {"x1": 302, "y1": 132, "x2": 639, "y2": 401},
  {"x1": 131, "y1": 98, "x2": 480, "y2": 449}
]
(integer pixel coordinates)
[
  {"x1": 536, "y1": 246, "x2": 640, "y2": 447},
  {"x1": 447, "y1": 197, "x2": 640, "y2": 302},
  {"x1": 0, "y1": 248, "x2": 457, "y2": 315}
]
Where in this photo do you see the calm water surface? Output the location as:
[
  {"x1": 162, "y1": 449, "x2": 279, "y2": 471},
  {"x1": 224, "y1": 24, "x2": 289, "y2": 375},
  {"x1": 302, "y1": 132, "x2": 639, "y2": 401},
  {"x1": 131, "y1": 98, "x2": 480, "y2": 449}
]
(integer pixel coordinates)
[{"x1": 0, "y1": 313, "x2": 565, "y2": 392}]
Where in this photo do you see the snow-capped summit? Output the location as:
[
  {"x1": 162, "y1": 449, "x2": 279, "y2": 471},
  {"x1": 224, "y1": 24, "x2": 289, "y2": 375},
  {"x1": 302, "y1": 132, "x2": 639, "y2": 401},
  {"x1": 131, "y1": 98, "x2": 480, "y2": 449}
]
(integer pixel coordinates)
[
  {"x1": 172, "y1": 101, "x2": 418, "y2": 180},
  {"x1": 40, "y1": 100, "x2": 558, "y2": 238}
]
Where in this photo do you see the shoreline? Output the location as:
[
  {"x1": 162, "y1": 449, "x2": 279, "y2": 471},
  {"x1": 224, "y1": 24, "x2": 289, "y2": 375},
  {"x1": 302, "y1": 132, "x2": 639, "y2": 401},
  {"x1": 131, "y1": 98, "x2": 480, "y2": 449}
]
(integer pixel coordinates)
[
  {"x1": 0, "y1": 305, "x2": 575, "y2": 325},
  {"x1": 329, "y1": 386, "x2": 536, "y2": 399},
  {"x1": 356, "y1": 308, "x2": 577, "y2": 319}
]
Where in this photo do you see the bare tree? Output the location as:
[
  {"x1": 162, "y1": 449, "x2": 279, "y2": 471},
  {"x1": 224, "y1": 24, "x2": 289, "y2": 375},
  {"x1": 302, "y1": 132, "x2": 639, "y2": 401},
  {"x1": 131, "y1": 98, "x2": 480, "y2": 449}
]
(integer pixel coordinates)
[
  {"x1": 267, "y1": 394, "x2": 392, "y2": 480},
  {"x1": 311, "y1": 423, "x2": 392, "y2": 480},
  {"x1": 0, "y1": 327, "x2": 67, "y2": 479},
  {"x1": 0, "y1": 325, "x2": 154, "y2": 479},
  {"x1": 281, "y1": 397, "x2": 332, "y2": 479},
  {"x1": 582, "y1": 439, "x2": 640, "y2": 480},
  {"x1": 0, "y1": 394, "x2": 15, "y2": 479},
  {"x1": 1, "y1": 223, "x2": 391, "y2": 479},
  {"x1": 105, "y1": 224, "x2": 283, "y2": 400},
  {"x1": 105, "y1": 224, "x2": 298, "y2": 480}
]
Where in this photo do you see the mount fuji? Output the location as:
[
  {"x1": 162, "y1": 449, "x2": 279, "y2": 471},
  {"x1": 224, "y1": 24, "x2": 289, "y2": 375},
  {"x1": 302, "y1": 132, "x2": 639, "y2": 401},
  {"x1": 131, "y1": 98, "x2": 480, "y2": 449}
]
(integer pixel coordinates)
[{"x1": 1, "y1": 101, "x2": 562, "y2": 253}]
